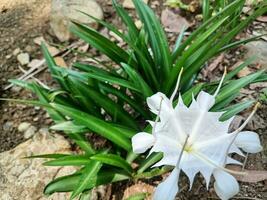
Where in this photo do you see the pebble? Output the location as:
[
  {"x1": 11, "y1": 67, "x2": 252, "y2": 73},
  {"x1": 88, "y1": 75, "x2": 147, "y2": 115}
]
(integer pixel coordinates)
[
  {"x1": 12, "y1": 48, "x2": 21, "y2": 56},
  {"x1": 18, "y1": 122, "x2": 31, "y2": 132},
  {"x1": 33, "y1": 36, "x2": 46, "y2": 45},
  {"x1": 54, "y1": 56, "x2": 67, "y2": 67},
  {"x1": 17, "y1": 53, "x2": 30, "y2": 65},
  {"x1": 28, "y1": 59, "x2": 41, "y2": 68},
  {"x1": 23, "y1": 126, "x2": 37, "y2": 139},
  {"x1": 3, "y1": 121, "x2": 13, "y2": 131},
  {"x1": 123, "y1": 0, "x2": 148, "y2": 9}
]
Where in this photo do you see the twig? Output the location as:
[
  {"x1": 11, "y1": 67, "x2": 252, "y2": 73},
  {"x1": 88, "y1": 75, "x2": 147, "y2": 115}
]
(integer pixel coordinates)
[{"x1": 4, "y1": 41, "x2": 81, "y2": 90}]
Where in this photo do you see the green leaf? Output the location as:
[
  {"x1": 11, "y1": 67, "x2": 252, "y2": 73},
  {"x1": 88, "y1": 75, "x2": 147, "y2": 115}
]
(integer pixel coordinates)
[
  {"x1": 219, "y1": 100, "x2": 255, "y2": 121},
  {"x1": 44, "y1": 170, "x2": 130, "y2": 195},
  {"x1": 25, "y1": 154, "x2": 70, "y2": 159},
  {"x1": 99, "y1": 83, "x2": 150, "y2": 119},
  {"x1": 72, "y1": 63, "x2": 141, "y2": 92},
  {"x1": 137, "y1": 152, "x2": 163, "y2": 173},
  {"x1": 91, "y1": 153, "x2": 133, "y2": 174},
  {"x1": 70, "y1": 22, "x2": 136, "y2": 66},
  {"x1": 125, "y1": 193, "x2": 149, "y2": 200},
  {"x1": 71, "y1": 160, "x2": 102, "y2": 199},
  {"x1": 50, "y1": 103, "x2": 132, "y2": 151},
  {"x1": 50, "y1": 121, "x2": 88, "y2": 133},
  {"x1": 133, "y1": 0, "x2": 171, "y2": 81},
  {"x1": 121, "y1": 63, "x2": 153, "y2": 98},
  {"x1": 43, "y1": 155, "x2": 91, "y2": 166},
  {"x1": 216, "y1": 70, "x2": 264, "y2": 104}
]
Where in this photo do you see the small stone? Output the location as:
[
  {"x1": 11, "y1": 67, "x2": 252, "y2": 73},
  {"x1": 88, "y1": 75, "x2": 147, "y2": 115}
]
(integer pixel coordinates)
[
  {"x1": 134, "y1": 20, "x2": 143, "y2": 29},
  {"x1": 28, "y1": 59, "x2": 41, "y2": 68},
  {"x1": 18, "y1": 122, "x2": 31, "y2": 132},
  {"x1": 5, "y1": 54, "x2": 12, "y2": 59},
  {"x1": 48, "y1": 45, "x2": 60, "y2": 55},
  {"x1": 24, "y1": 126, "x2": 37, "y2": 139},
  {"x1": 54, "y1": 56, "x2": 67, "y2": 67},
  {"x1": 13, "y1": 48, "x2": 21, "y2": 56},
  {"x1": 237, "y1": 67, "x2": 252, "y2": 78},
  {"x1": 123, "y1": 0, "x2": 148, "y2": 9},
  {"x1": 78, "y1": 43, "x2": 90, "y2": 53},
  {"x1": 3, "y1": 121, "x2": 13, "y2": 131},
  {"x1": 25, "y1": 45, "x2": 33, "y2": 52},
  {"x1": 109, "y1": 31, "x2": 123, "y2": 42},
  {"x1": 17, "y1": 53, "x2": 30, "y2": 65},
  {"x1": 33, "y1": 36, "x2": 46, "y2": 45}
]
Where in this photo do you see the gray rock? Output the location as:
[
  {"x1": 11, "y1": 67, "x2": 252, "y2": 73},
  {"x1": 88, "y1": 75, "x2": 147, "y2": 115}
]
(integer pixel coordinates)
[
  {"x1": 23, "y1": 126, "x2": 37, "y2": 139},
  {"x1": 18, "y1": 122, "x2": 31, "y2": 132},
  {"x1": 50, "y1": 0, "x2": 103, "y2": 41},
  {"x1": 245, "y1": 40, "x2": 267, "y2": 68},
  {"x1": 17, "y1": 53, "x2": 30, "y2": 65},
  {"x1": 0, "y1": 130, "x2": 75, "y2": 200}
]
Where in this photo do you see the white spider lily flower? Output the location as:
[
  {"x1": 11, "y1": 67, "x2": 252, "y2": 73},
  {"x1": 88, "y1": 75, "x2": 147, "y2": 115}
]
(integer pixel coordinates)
[{"x1": 131, "y1": 71, "x2": 262, "y2": 200}]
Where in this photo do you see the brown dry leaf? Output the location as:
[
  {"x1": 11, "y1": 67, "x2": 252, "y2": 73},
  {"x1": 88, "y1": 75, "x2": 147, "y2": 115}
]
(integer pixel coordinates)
[
  {"x1": 161, "y1": 9, "x2": 190, "y2": 33},
  {"x1": 257, "y1": 15, "x2": 267, "y2": 22},
  {"x1": 227, "y1": 165, "x2": 267, "y2": 183},
  {"x1": 54, "y1": 56, "x2": 67, "y2": 68}
]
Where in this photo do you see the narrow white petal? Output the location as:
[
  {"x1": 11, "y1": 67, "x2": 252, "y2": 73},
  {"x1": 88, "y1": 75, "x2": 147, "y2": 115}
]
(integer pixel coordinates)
[
  {"x1": 131, "y1": 132, "x2": 155, "y2": 154},
  {"x1": 147, "y1": 92, "x2": 171, "y2": 115},
  {"x1": 235, "y1": 131, "x2": 263, "y2": 153},
  {"x1": 200, "y1": 167, "x2": 213, "y2": 189},
  {"x1": 153, "y1": 168, "x2": 180, "y2": 200},
  {"x1": 226, "y1": 157, "x2": 242, "y2": 165},
  {"x1": 196, "y1": 91, "x2": 215, "y2": 111},
  {"x1": 213, "y1": 169, "x2": 239, "y2": 200}
]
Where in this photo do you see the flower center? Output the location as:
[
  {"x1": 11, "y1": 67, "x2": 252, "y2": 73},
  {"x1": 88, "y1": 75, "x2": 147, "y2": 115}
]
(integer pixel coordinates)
[{"x1": 184, "y1": 144, "x2": 193, "y2": 153}]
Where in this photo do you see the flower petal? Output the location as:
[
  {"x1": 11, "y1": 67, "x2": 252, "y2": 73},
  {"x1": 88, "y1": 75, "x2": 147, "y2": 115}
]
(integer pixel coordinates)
[
  {"x1": 147, "y1": 92, "x2": 171, "y2": 115},
  {"x1": 153, "y1": 168, "x2": 180, "y2": 200},
  {"x1": 196, "y1": 91, "x2": 215, "y2": 111},
  {"x1": 213, "y1": 169, "x2": 239, "y2": 200},
  {"x1": 234, "y1": 131, "x2": 263, "y2": 153},
  {"x1": 131, "y1": 132, "x2": 155, "y2": 154}
]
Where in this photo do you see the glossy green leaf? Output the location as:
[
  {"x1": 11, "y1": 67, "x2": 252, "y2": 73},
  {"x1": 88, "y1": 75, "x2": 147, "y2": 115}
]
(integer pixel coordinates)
[
  {"x1": 50, "y1": 103, "x2": 132, "y2": 151},
  {"x1": 43, "y1": 155, "x2": 91, "y2": 166},
  {"x1": 91, "y1": 153, "x2": 133, "y2": 174}
]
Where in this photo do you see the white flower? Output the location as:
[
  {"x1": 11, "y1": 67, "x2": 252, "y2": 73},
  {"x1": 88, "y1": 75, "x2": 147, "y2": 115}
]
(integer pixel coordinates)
[{"x1": 131, "y1": 72, "x2": 262, "y2": 200}]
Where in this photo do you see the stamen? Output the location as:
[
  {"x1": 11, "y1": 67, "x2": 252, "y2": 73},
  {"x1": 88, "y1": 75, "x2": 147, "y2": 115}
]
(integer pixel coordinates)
[
  {"x1": 223, "y1": 102, "x2": 260, "y2": 165},
  {"x1": 192, "y1": 151, "x2": 246, "y2": 176},
  {"x1": 175, "y1": 134, "x2": 190, "y2": 168},
  {"x1": 152, "y1": 96, "x2": 164, "y2": 134},
  {"x1": 170, "y1": 68, "x2": 184, "y2": 103},
  {"x1": 213, "y1": 67, "x2": 227, "y2": 97}
]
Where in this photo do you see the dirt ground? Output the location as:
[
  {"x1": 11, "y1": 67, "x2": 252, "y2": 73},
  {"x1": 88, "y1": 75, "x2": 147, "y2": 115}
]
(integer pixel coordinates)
[{"x1": 0, "y1": 0, "x2": 267, "y2": 199}]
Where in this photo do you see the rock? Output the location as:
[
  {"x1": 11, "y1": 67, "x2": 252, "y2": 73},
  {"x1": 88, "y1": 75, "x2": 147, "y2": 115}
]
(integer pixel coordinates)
[
  {"x1": 33, "y1": 36, "x2": 46, "y2": 46},
  {"x1": 17, "y1": 53, "x2": 30, "y2": 65},
  {"x1": 0, "y1": 130, "x2": 75, "y2": 200},
  {"x1": 50, "y1": 0, "x2": 103, "y2": 41},
  {"x1": 109, "y1": 31, "x2": 123, "y2": 42},
  {"x1": 48, "y1": 45, "x2": 60, "y2": 55},
  {"x1": 123, "y1": 0, "x2": 148, "y2": 9},
  {"x1": 28, "y1": 59, "x2": 42, "y2": 68},
  {"x1": 245, "y1": 40, "x2": 267, "y2": 68},
  {"x1": 3, "y1": 121, "x2": 13, "y2": 131},
  {"x1": 13, "y1": 48, "x2": 21, "y2": 56},
  {"x1": 24, "y1": 126, "x2": 37, "y2": 139},
  {"x1": 123, "y1": 182, "x2": 154, "y2": 199},
  {"x1": 161, "y1": 8, "x2": 190, "y2": 33},
  {"x1": 135, "y1": 20, "x2": 143, "y2": 29},
  {"x1": 54, "y1": 56, "x2": 67, "y2": 67},
  {"x1": 18, "y1": 122, "x2": 31, "y2": 132}
]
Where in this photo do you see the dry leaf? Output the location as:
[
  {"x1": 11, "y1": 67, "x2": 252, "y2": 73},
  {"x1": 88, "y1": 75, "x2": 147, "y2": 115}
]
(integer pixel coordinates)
[
  {"x1": 227, "y1": 165, "x2": 267, "y2": 183},
  {"x1": 161, "y1": 9, "x2": 190, "y2": 33}
]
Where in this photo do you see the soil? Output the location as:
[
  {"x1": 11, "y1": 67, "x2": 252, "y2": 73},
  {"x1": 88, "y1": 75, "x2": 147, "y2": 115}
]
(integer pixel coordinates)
[{"x1": 0, "y1": 0, "x2": 267, "y2": 200}]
